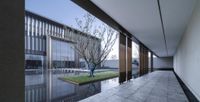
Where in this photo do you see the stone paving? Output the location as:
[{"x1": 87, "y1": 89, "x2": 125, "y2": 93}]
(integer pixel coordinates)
[{"x1": 79, "y1": 71, "x2": 188, "y2": 102}]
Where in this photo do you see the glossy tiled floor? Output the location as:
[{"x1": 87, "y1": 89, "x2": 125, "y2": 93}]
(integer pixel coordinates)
[{"x1": 79, "y1": 71, "x2": 188, "y2": 102}]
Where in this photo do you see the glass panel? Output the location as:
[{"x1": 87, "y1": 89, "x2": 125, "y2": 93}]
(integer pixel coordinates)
[
  {"x1": 27, "y1": 16, "x2": 30, "y2": 36},
  {"x1": 38, "y1": 21, "x2": 41, "y2": 36},
  {"x1": 52, "y1": 39, "x2": 75, "y2": 68},
  {"x1": 32, "y1": 18, "x2": 35, "y2": 36},
  {"x1": 35, "y1": 19, "x2": 38, "y2": 36},
  {"x1": 35, "y1": 37, "x2": 38, "y2": 51},
  {"x1": 41, "y1": 22, "x2": 44, "y2": 35},
  {"x1": 40, "y1": 38, "x2": 42, "y2": 51},
  {"x1": 132, "y1": 41, "x2": 139, "y2": 78}
]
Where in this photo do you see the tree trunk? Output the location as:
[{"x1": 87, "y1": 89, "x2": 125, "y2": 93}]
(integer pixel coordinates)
[
  {"x1": 90, "y1": 67, "x2": 95, "y2": 77},
  {"x1": 87, "y1": 63, "x2": 96, "y2": 77}
]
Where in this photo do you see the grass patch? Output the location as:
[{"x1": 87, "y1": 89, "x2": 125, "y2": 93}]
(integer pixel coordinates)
[{"x1": 60, "y1": 71, "x2": 118, "y2": 85}]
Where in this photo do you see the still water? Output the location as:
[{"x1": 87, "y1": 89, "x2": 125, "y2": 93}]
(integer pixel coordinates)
[{"x1": 25, "y1": 70, "x2": 119, "y2": 102}]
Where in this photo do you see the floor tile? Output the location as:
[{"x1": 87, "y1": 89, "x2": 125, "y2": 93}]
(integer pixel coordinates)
[{"x1": 79, "y1": 71, "x2": 188, "y2": 102}]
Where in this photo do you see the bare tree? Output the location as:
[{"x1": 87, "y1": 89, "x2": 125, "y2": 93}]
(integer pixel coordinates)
[{"x1": 70, "y1": 13, "x2": 118, "y2": 77}]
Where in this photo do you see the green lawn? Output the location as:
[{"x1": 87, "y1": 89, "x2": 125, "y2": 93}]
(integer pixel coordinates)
[{"x1": 60, "y1": 71, "x2": 118, "y2": 85}]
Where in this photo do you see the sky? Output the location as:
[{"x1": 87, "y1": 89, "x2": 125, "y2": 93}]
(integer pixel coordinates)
[
  {"x1": 25, "y1": 0, "x2": 139, "y2": 59},
  {"x1": 25, "y1": 0, "x2": 86, "y2": 28}
]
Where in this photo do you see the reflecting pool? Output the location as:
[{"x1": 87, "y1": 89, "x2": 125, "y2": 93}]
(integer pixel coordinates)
[{"x1": 25, "y1": 70, "x2": 119, "y2": 102}]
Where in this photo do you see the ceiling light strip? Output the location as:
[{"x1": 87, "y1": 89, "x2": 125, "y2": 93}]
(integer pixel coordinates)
[{"x1": 157, "y1": 0, "x2": 168, "y2": 56}]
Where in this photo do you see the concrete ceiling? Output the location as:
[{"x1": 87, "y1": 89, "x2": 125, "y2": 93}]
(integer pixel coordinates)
[{"x1": 91, "y1": 0, "x2": 196, "y2": 57}]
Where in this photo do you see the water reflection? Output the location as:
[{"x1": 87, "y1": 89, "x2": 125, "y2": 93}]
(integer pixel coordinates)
[
  {"x1": 25, "y1": 70, "x2": 119, "y2": 102},
  {"x1": 52, "y1": 82, "x2": 101, "y2": 102}
]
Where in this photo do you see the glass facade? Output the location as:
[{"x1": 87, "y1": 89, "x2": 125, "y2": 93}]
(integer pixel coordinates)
[
  {"x1": 25, "y1": 11, "x2": 78, "y2": 69},
  {"x1": 52, "y1": 39, "x2": 75, "y2": 68},
  {"x1": 25, "y1": 54, "x2": 44, "y2": 69},
  {"x1": 25, "y1": 11, "x2": 99, "y2": 70},
  {"x1": 24, "y1": 11, "x2": 102, "y2": 71}
]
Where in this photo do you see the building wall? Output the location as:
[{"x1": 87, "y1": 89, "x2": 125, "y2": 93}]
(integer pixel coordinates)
[
  {"x1": 103, "y1": 59, "x2": 139, "y2": 69},
  {"x1": 103, "y1": 57, "x2": 173, "y2": 69},
  {"x1": 25, "y1": 11, "x2": 100, "y2": 69},
  {"x1": 174, "y1": 0, "x2": 200, "y2": 100},
  {"x1": 103, "y1": 60, "x2": 119, "y2": 68},
  {"x1": 153, "y1": 57, "x2": 173, "y2": 69}
]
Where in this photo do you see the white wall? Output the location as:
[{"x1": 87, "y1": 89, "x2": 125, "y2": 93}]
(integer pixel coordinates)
[
  {"x1": 103, "y1": 60, "x2": 119, "y2": 68},
  {"x1": 103, "y1": 57, "x2": 173, "y2": 69},
  {"x1": 103, "y1": 59, "x2": 139, "y2": 68},
  {"x1": 174, "y1": 0, "x2": 200, "y2": 100},
  {"x1": 153, "y1": 57, "x2": 173, "y2": 69}
]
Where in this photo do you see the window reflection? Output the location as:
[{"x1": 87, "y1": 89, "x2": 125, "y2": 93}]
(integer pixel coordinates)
[{"x1": 52, "y1": 39, "x2": 75, "y2": 68}]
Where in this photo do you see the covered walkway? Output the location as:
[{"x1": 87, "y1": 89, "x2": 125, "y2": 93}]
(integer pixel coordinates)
[{"x1": 80, "y1": 71, "x2": 188, "y2": 102}]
